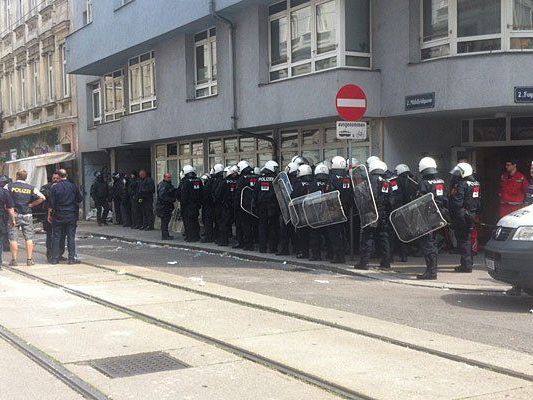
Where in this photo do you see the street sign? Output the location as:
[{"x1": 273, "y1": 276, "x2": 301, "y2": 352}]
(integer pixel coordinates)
[
  {"x1": 336, "y1": 121, "x2": 367, "y2": 140},
  {"x1": 514, "y1": 87, "x2": 533, "y2": 103},
  {"x1": 336, "y1": 84, "x2": 367, "y2": 121},
  {"x1": 405, "y1": 92, "x2": 435, "y2": 111}
]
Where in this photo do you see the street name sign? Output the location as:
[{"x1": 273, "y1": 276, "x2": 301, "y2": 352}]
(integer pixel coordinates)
[
  {"x1": 515, "y1": 87, "x2": 533, "y2": 103},
  {"x1": 336, "y1": 121, "x2": 367, "y2": 140},
  {"x1": 336, "y1": 84, "x2": 367, "y2": 121},
  {"x1": 405, "y1": 92, "x2": 435, "y2": 111}
]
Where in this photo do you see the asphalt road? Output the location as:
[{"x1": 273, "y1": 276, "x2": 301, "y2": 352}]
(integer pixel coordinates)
[{"x1": 36, "y1": 233, "x2": 533, "y2": 355}]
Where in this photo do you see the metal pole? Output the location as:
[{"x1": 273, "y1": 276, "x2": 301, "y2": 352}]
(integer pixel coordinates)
[{"x1": 348, "y1": 139, "x2": 354, "y2": 260}]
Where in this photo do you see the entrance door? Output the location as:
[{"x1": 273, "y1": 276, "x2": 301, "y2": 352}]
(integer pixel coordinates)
[{"x1": 475, "y1": 146, "x2": 533, "y2": 230}]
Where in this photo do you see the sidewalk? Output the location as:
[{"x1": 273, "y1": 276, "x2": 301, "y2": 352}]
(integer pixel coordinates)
[{"x1": 76, "y1": 222, "x2": 510, "y2": 292}]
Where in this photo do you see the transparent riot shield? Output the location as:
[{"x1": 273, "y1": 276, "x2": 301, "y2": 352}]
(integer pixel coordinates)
[
  {"x1": 273, "y1": 172, "x2": 293, "y2": 224},
  {"x1": 289, "y1": 191, "x2": 321, "y2": 228},
  {"x1": 389, "y1": 193, "x2": 448, "y2": 243},
  {"x1": 240, "y1": 186, "x2": 258, "y2": 219},
  {"x1": 351, "y1": 165, "x2": 379, "y2": 229},
  {"x1": 302, "y1": 191, "x2": 347, "y2": 229}
]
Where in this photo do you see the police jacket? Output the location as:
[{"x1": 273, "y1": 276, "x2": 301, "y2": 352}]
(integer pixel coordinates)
[
  {"x1": 156, "y1": 180, "x2": 177, "y2": 217},
  {"x1": 292, "y1": 176, "x2": 313, "y2": 199},
  {"x1": 7, "y1": 180, "x2": 42, "y2": 215},
  {"x1": 49, "y1": 180, "x2": 82, "y2": 223},
  {"x1": 127, "y1": 178, "x2": 139, "y2": 202},
  {"x1": 255, "y1": 171, "x2": 279, "y2": 213},
  {"x1": 0, "y1": 188, "x2": 14, "y2": 234},
  {"x1": 397, "y1": 172, "x2": 418, "y2": 205},
  {"x1": 449, "y1": 176, "x2": 481, "y2": 227},
  {"x1": 210, "y1": 172, "x2": 224, "y2": 204},
  {"x1": 418, "y1": 174, "x2": 448, "y2": 213},
  {"x1": 369, "y1": 172, "x2": 392, "y2": 218},
  {"x1": 138, "y1": 177, "x2": 156, "y2": 201},
  {"x1": 179, "y1": 174, "x2": 203, "y2": 216},
  {"x1": 111, "y1": 178, "x2": 125, "y2": 202},
  {"x1": 308, "y1": 176, "x2": 331, "y2": 194},
  {"x1": 215, "y1": 176, "x2": 238, "y2": 209},
  {"x1": 235, "y1": 168, "x2": 258, "y2": 210},
  {"x1": 202, "y1": 177, "x2": 216, "y2": 212},
  {"x1": 329, "y1": 169, "x2": 354, "y2": 211},
  {"x1": 90, "y1": 178, "x2": 109, "y2": 203}
]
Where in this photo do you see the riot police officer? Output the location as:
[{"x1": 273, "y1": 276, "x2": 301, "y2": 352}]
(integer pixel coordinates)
[
  {"x1": 292, "y1": 164, "x2": 313, "y2": 259},
  {"x1": 90, "y1": 172, "x2": 110, "y2": 226},
  {"x1": 308, "y1": 164, "x2": 331, "y2": 261},
  {"x1": 255, "y1": 161, "x2": 280, "y2": 254},
  {"x1": 393, "y1": 164, "x2": 418, "y2": 262},
  {"x1": 111, "y1": 173, "x2": 124, "y2": 225},
  {"x1": 356, "y1": 159, "x2": 392, "y2": 270},
  {"x1": 0, "y1": 181, "x2": 15, "y2": 269},
  {"x1": 417, "y1": 157, "x2": 448, "y2": 280},
  {"x1": 328, "y1": 156, "x2": 353, "y2": 264},
  {"x1": 156, "y1": 173, "x2": 177, "y2": 240},
  {"x1": 235, "y1": 161, "x2": 258, "y2": 251},
  {"x1": 137, "y1": 170, "x2": 156, "y2": 231},
  {"x1": 179, "y1": 165, "x2": 203, "y2": 242},
  {"x1": 450, "y1": 162, "x2": 481, "y2": 273},
  {"x1": 128, "y1": 171, "x2": 142, "y2": 229},
  {"x1": 277, "y1": 162, "x2": 299, "y2": 256},
  {"x1": 215, "y1": 165, "x2": 239, "y2": 246},
  {"x1": 201, "y1": 173, "x2": 216, "y2": 243},
  {"x1": 210, "y1": 164, "x2": 225, "y2": 244}
]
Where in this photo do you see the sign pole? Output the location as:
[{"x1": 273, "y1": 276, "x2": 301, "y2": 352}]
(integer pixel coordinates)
[{"x1": 348, "y1": 139, "x2": 355, "y2": 260}]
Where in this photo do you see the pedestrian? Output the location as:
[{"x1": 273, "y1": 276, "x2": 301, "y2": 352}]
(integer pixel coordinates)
[
  {"x1": 41, "y1": 173, "x2": 65, "y2": 262},
  {"x1": 234, "y1": 161, "x2": 258, "y2": 250},
  {"x1": 449, "y1": 162, "x2": 481, "y2": 273},
  {"x1": 416, "y1": 157, "x2": 448, "y2": 280},
  {"x1": 0, "y1": 183, "x2": 15, "y2": 269},
  {"x1": 210, "y1": 164, "x2": 225, "y2": 244},
  {"x1": 255, "y1": 160, "x2": 280, "y2": 254},
  {"x1": 215, "y1": 166, "x2": 238, "y2": 246},
  {"x1": 201, "y1": 172, "x2": 216, "y2": 243},
  {"x1": 156, "y1": 172, "x2": 177, "y2": 240},
  {"x1": 6, "y1": 169, "x2": 45, "y2": 266},
  {"x1": 137, "y1": 170, "x2": 155, "y2": 230},
  {"x1": 90, "y1": 172, "x2": 110, "y2": 226},
  {"x1": 47, "y1": 169, "x2": 82, "y2": 264},
  {"x1": 179, "y1": 165, "x2": 203, "y2": 242},
  {"x1": 393, "y1": 164, "x2": 418, "y2": 262},
  {"x1": 356, "y1": 159, "x2": 392, "y2": 270},
  {"x1": 277, "y1": 162, "x2": 298, "y2": 256},
  {"x1": 307, "y1": 163, "x2": 331, "y2": 261},
  {"x1": 292, "y1": 164, "x2": 313, "y2": 259},
  {"x1": 499, "y1": 159, "x2": 529, "y2": 217},
  {"x1": 527, "y1": 162, "x2": 533, "y2": 205},
  {"x1": 111, "y1": 173, "x2": 124, "y2": 225}
]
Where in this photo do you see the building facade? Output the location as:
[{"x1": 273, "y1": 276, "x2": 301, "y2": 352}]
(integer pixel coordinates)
[
  {"x1": 67, "y1": 0, "x2": 533, "y2": 229},
  {"x1": 0, "y1": 0, "x2": 77, "y2": 178}
]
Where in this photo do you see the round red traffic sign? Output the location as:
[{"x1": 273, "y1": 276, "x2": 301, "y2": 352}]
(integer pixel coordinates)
[{"x1": 336, "y1": 84, "x2": 367, "y2": 121}]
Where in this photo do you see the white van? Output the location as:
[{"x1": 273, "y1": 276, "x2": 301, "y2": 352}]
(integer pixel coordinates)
[{"x1": 485, "y1": 205, "x2": 533, "y2": 296}]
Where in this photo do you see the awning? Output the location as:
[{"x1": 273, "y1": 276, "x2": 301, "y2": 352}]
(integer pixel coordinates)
[{"x1": 4, "y1": 152, "x2": 76, "y2": 188}]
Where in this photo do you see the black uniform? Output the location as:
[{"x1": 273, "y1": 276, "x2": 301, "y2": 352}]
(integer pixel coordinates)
[
  {"x1": 179, "y1": 173, "x2": 203, "y2": 242},
  {"x1": 277, "y1": 171, "x2": 297, "y2": 255},
  {"x1": 41, "y1": 182, "x2": 64, "y2": 261},
  {"x1": 450, "y1": 176, "x2": 481, "y2": 272},
  {"x1": 235, "y1": 168, "x2": 258, "y2": 250},
  {"x1": 255, "y1": 171, "x2": 280, "y2": 253},
  {"x1": 392, "y1": 172, "x2": 418, "y2": 262},
  {"x1": 202, "y1": 176, "x2": 216, "y2": 242},
  {"x1": 307, "y1": 176, "x2": 331, "y2": 261},
  {"x1": 90, "y1": 176, "x2": 110, "y2": 225},
  {"x1": 138, "y1": 176, "x2": 156, "y2": 230},
  {"x1": 211, "y1": 171, "x2": 225, "y2": 244},
  {"x1": 418, "y1": 175, "x2": 448, "y2": 278},
  {"x1": 291, "y1": 175, "x2": 313, "y2": 258},
  {"x1": 128, "y1": 175, "x2": 142, "y2": 229},
  {"x1": 121, "y1": 176, "x2": 132, "y2": 227},
  {"x1": 111, "y1": 175, "x2": 124, "y2": 225},
  {"x1": 156, "y1": 180, "x2": 177, "y2": 240},
  {"x1": 328, "y1": 169, "x2": 354, "y2": 263},
  {"x1": 358, "y1": 172, "x2": 392, "y2": 269},
  {"x1": 0, "y1": 188, "x2": 14, "y2": 266},
  {"x1": 215, "y1": 175, "x2": 238, "y2": 246}
]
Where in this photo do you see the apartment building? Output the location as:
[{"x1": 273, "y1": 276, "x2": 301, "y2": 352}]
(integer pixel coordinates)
[
  {"x1": 67, "y1": 0, "x2": 533, "y2": 228},
  {"x1": 0, "y1": 0, "x2": 77, "y2": 178}
]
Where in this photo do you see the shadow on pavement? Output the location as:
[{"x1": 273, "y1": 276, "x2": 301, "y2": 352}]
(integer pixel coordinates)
[{"x1": 441, "y1": 292, "x2": 533, "y2": 314}]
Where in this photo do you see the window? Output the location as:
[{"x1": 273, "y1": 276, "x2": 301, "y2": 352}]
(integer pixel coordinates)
[
  {"x1": 194, "y1": 28, "x2": 217, "y2": 98},
  {"x1": 421, "y1": 0, "x2": 533, "y2": 59},
  {"x1": 3, "y1": 0, "x2": 11, "y2": 30},
  {"x1": 15, "y1": 0, "x2": 22, "y2": 22},
  {"x1": 103, "y1": 69, "x2": 124, "y2": 122},
  {"x1": 7, "y1": 72, "x2": 14, "y2": 114},
  {"x1": 268, "y1": 0, "x2": 370, "y2": 81},
  {"x1": 31, "y1": 60, "x2": 39, "y2": 106},
  {"x1": 46, "y1": 52, "x2": 54, "y2": 101},
  {"x1": 128, "y1": 51, "x2": 156, "y2": 113},
  {"x1": 18, "y1": 66, "x2": 26, "y2": 111},
  {"x1": 91, "y1": 82, "x2": 101, "y2": 125},
  {"x1": 60, "y1": 45, "x2": 70, "y2": 97},
  {"x1": 84, "y1": 0, "x2": 93, "y2": 24},
  {"x1": 208, "y1": 136, "x2": 273, "y2": 169}
]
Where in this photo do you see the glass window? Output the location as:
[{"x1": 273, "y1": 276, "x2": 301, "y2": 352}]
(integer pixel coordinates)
[
  {"x1": 350, "y1": 146, "x2": 369, "y2": 163},
  {"x1": 345, "y1": 0, "x2": 370, "y2": 53},
  {"x1": 270, "y1": 16, "x2": 288, "y2": 66},
  {"x1": 302, "y1": 150, "x2": 320, "y2": 165},
  {"x1": 422, "y1": 0, "x2": 448, "y2": 42},
  {"x1": 224, "y1": 138, "x2": 238, "y2": 153},
  {"x1": 167, "y1": 159, "x2": 178, "y2": 182},
  {"x1": 192, "y1": 141, "x2": 203, "y2": 157},
  {"x1": 473, "y1": 118, "x2": 506, "y2": 142},
  {"x1": 302, "y1": 129, "x2": 320, "y2": 145},
  {"x1": 209, "y1": 139, "x2": 222, "y2": 154},
  {"x1": 91, "y1": 83, "x2": 101, "y2": 124},
  {"x1": 316, "y1": 1, "x2": 336, "y2": 54},
  {"x1": 167, "y1": 143, "x2": 178, "y2": 156},
  {"x1": 258, "y1": 139, "x2": 273, "y2": 151},
  {"x1": 195, "y1": 28, "x2": 217, "y2": 98},
  {"x1": 156, "y1": 145, "x2": 167, "y2": 158},
  {"x1": 282, "y1": 131, "x2": 299, "y2": 149},
  {"x1": 240, "y1": 137, "x2": 256, "y2": 152},
  {"x1": 103, "y1": 70, "x2": 124, "y2": 122},
  {"x1": 461, "y1": 120, "x2": 470, "y2": 142},
  {"x1": 291, "y1": 6, "x2": 312, "y2": 62},
  {"x1": 514, "y1": 0, "x2": 533, "y2": 30},
  {"x1": 324, "y1": 147, "x2": 345, "y2": 161},
  {"x1": 511, "y1": 116, "x2": 533, "y2": 140},
  {"x1": 179, "y1": 143, "x2": 191, "y2": 155},
  {"x1": 457, "y1": 0, "x2": 501, "y2": 38},
  {"x1": 324, "y1": 127, "x2": 340, "y2": 143},
  {"x1": 156, "y1": 160, "x2": 166, "y2": 184},
  {"x1": 128, "y1": 52, "x2": 156, "y2": 112}
]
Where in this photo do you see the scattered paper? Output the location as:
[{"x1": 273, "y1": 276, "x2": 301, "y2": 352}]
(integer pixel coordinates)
[
  {"x1": 116, "y1": 269, "x2": 127, "y2": 275},
  {"x1": 314, "y1": 280, "x2": 330, "y2": 284},
  {"x1": 167, "y1": 261, "x2": 178, "y2": 265},
  {"x1": 189, "y1": 276, "x2": 206, "y2": 286},
  {"x1": 99, "y1": 237, "x2": 106, "y2": 240}
]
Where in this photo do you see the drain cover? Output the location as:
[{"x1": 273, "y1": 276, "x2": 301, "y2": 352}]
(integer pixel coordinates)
[{"x1": 89, "y1": 351, "x2": 190, "y2": 378}]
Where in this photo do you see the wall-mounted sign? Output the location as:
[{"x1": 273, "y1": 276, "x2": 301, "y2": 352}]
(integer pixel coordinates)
[
  {"x1": 9, "y1": 149, "x2": 17, "y2": 161},
  {"x1": 405, "y1": 92, "x2": 435, "y2": 111},
  {"x1": 336, "y1": 121, "x2": 367, "y2": 141},
  {"x1": 514, "y1": 87, "x2": 533, "y2": 103}
]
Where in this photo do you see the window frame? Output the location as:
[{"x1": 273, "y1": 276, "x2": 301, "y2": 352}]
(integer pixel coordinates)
[
  {"x1": 91, "y1": 81, "x2": 102, "y2": 126},
  {"x1": 31, "y1": 59, "x2": 39, "y2": 107},
  {"x1": 7, "y1": 71, "x2": 14, "y2": 114},
  {"x1": 268, "y1": 0, "x2": 371, "y2": 82},
  {"x1": 46, "y1": 52, "x2": 54, "y2": 101},
  {"x1": 60, "y1": 44, "x2": 70, "y2": 98},
  {"x1": 103, "y1": 68, "x2": 125, "y2": 123},
  {"x1": 18, "y1": 64, "x2": 26, "y2": 111},
  {"x1": 421, "y1": 0, "x2": 533, "y2": 60},
  {"x1": 128, "y1": 51, "x2": 156, "y2": 113},
  {"x1": 194, "y1": 27, "x2": 218, "y2": 98}
]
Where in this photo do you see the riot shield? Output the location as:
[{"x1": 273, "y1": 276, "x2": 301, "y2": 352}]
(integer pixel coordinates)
[
  {"x1": 351, "y1": 165, "x2": 379, "y2": 229},
  {"x1": 302, "y1": 191, "x2": 348, "y2": 229},
  {"x1": 389, "y1": 193, "x2": 447, "y2": 243},
  {"x1": 289, "y1": 191, "x2": 321, "y2": 228},
  {"x1": 240, "y1": 186, "x2": 258, "y2": 219},
  {"x1": 273, "y1": 172, "x2": 293, "y2": 224}
]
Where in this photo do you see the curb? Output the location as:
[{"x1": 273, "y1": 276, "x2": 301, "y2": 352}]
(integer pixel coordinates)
[{"x1": 77, "y1": 230, "x2": 509, "y2": 293}]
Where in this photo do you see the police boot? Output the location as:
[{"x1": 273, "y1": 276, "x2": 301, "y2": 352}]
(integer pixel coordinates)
[
  {"x1": 354, "y1": 263, "x2": 369, "y2": 270},
  {"x1": 454, "y1": 265, "x2": 472, "y2": 273},
  {"x1": 417, "y1": 257, "x2": 437, "y2": 280}
]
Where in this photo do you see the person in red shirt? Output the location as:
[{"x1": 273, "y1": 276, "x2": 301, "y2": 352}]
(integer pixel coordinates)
[{"x1": 499, "y1": 160, "x2": 530, "y2": 218}]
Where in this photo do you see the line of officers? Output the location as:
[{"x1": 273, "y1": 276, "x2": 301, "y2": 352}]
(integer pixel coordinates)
[{"x1": 152, "y1": 154, "x2": 480, "y2": 281}]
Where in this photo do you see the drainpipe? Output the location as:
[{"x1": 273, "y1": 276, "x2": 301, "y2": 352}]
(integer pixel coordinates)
[{"x1": 209, "y1": 1, "x2": 278, "y2": 158}]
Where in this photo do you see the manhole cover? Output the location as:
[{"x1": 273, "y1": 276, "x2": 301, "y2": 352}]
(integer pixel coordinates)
[{"x1": 88, "y1": 352, "x2": 190, "y2": 378}]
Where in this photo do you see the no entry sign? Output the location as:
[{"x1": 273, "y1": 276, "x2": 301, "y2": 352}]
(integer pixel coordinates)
[{"x1": 336, "y1": 84, "x2": 367, "y2": 121}]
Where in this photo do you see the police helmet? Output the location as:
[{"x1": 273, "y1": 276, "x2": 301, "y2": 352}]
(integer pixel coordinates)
[
  {"x1": 419, "y1": 157, "x2": 438, "y2": 175},
  {"x1": 237, "y1": 160, "x2": 250, "y2": 173},
  {"x1": 314, "y1": 163, "x2": 329, "y2": 176},
  {"x1": 395, "y1": 164, "x2": 411, "y2": 176},
  {"x1": 227, "y1": 165, "x2": 239, "y2": 176},
  {"x1": 331, "y1": 156, "x2": 347, "y2": 170},
  {"x1": 369, "y1": 159, "x2": 387, "y2": 174},
  {"x1": 285, "y1": 162, "x2": 299, "y2": 174},
  {"x1": 213, "y1": 163, "x2": 224, "y2": 174},
  {"x1": 263, "y1": 160, "x2": 279, "y2": 174},
  {"x1": 291, "y1": 156, "x2": 310, "y2": 167},
  {"x1": 297, "y1": 164, "x2": 313, "y2": 177},
  {"x1": 450, "y1": 162, "x2": 473, "y2": 178},
  {"x1": 182, "y1": 165, "x2": 196, "y2": 176}
]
